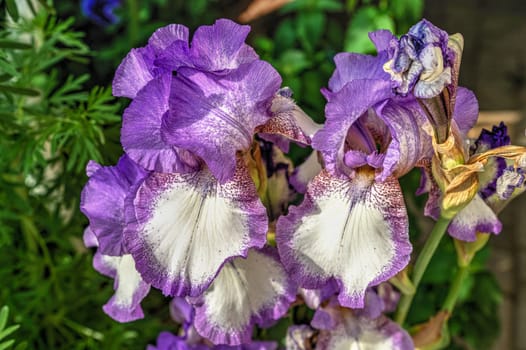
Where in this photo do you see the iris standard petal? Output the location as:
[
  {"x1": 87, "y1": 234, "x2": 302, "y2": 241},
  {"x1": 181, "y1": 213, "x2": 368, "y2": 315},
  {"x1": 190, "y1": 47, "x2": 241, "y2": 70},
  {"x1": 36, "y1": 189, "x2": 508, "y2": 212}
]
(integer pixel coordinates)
[
  {"x1": 188, "y1": 19, "x2": 259, "y2": 72},
  {"x1": 163, "y1": 61, "x2": 281, "y2": 182},
  {"x1": 312, "y1": 79, "x2": 392, "y2": 176},
  {"x1": 121, "y1": 74, "x2": 200, "y2": 173}
]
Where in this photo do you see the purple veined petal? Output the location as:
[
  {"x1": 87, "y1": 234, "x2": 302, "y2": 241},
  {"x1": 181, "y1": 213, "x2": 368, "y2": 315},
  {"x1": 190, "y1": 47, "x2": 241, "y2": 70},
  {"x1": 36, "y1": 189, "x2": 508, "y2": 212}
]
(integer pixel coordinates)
[
  {"x1": 416, "y1": 163, "x2": 442, "y2": 220},
  {"x1": 327, "y1": 53, "x2": 390, "y2": 93},
  {"x1": 276, "y1": 170, "x2": 412, "y2": 308},
  {"x1": 113, "y1": 47, "x2": 155, "y2": 99},
  {"x1": 354, "y1": 288, "x2": 385, "y2": 319},
  {"x1": 148, "y1": 24, "x2": 189, "y2": 54},
  {"x1": 452, "y1": 87, "x2": 479, "y2": 135},
  {"x1": 189, "y1": 19, "x2": 259, "y2": 72},
  {"x1": 93, "y1": 252, "x2": 150, "y2": 322},
  {"x1": 113, "y1": 24, "x2": 190, "y2": 99},
  {"x1": 125, "y1": 159, "x2": 268, "y2": 297},
  {"x1": 316, "y1": 314, "x2": 414, "y2": 350},
  {"x1": 83, "y1": 226, "x2": 98, "y2": 248},
  {"x1": 86, "y1": 160, "x2": 102, "y2": 177},
  {"x1": 368, "y1": 30, "x2": 397, "y2": 53},
  {"x1": 163, "y1": 61, "x2": 281, "y2": 182},
  {"x1": 290, "y1": 151, "x2": 323, "y2": 194},
  {"x1": 80, "y1": 155, "x2": 148, "y2": 256},
  {"x1": 299, "y1": 282, "x2": 338, "y2": 310},
  {"x1": 258, "y1": 93, "x2": 322, "y2": 151},
  {"x1": 447, "y1": 194, "x2": 502, "y2": 241},
  {"x1": 286, "y1": 325, "x2": 316, "y2": 350},
  {"x1": 192, "y1": 248, "x2": 296, "y2": 346},
  {"x1": 170, "y1": 297, "x2": 194, "y2": 327},
  {"x1": 121, "y1": 74, "x2": 200, "y2": 173},
  {"x1": 376, "y1": 282, "x2": 400, "y2": 314},
  {"x1": 147, "y1": 331, "x2": 209, "y2": 350},
  {"x1": 313, "y1": 79, "x2": 392, "y2": 176},
  {"x1": 375, "y1": 99, "x2": 432, "y2": 181}
]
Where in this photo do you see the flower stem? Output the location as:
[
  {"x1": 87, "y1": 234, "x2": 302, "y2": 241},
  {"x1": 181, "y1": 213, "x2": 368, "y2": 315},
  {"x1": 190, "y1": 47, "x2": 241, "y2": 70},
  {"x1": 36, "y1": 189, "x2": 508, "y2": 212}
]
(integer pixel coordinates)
[
  {"x1": 443, "y1": 265, "x2": 469, "y2": 312},
  {"x1": 395, "y1": 215, "x2": 452, "y2": 325}
]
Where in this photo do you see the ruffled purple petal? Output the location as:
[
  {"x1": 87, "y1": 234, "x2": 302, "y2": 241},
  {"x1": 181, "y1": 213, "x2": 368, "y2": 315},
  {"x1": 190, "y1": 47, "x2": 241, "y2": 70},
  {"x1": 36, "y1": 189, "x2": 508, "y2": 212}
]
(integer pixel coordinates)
[
  {"x1": 189, "y1": 19, "x2": 258, "y2": 72},
  {"x1": 121, "y1": 74, "x2": 200, "y2": 173},
  {"x1": 80, "y1": 155, "x2": 147, "y2": 256},
  {"x1": 83, "y1": 226, "x2": 98, "y2": 248},
  {"x1": 327, "y1": 53, "x2": 390, "y2": 93},
  {"x1": 447, "y1": 194, "x2": 502, "y2": 241},
  {"x1": 192, "y1": 248, "x2": 296, "y2": 346},
  {"x1": 93, "y1": 252, "x2": 150, "y2": 322},
  {"x1": 147, "y1": 331, "x2": 208, "y2": 350},
  {"x1": 125, "y1": 160, "x2": 267, "y2": 297},
  {"x1": 162, "y1": 61, "x2": 281, "y2": 182},
  {"x1": 113, "y1": 24, "x2": 189, "y2": 99},
  {"x1": 113, "y1": 47, "x2": 156, "y2": 99},
  {"x1": 375, "y1": 98, "x2": 432, "y2": 180},
  {"x1": 148, "y1": 24, "x2": 189, "y2": 54},
  {"x1": 369, "y1": 30, "x2": 397, "y2": 53},
  {"x1": 313, "y1": 79, "x2": 392, "y2": 176},
  {"x1": 452, "y1": 87, "x2": 479, "y2": 135},
  {"x1": 316, "y1": 313, "x2": 414, "y2": 350},
  {"x1": 276, "y1": 170, "x2": 412, "y2": 308}
]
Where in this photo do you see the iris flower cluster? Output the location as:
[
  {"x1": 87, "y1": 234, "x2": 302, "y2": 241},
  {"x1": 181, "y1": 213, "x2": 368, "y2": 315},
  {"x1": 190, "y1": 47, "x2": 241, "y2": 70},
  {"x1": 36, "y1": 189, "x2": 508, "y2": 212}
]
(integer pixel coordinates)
[{"x1": 81, "y1": 19, "x2": 526, "y2": 349}]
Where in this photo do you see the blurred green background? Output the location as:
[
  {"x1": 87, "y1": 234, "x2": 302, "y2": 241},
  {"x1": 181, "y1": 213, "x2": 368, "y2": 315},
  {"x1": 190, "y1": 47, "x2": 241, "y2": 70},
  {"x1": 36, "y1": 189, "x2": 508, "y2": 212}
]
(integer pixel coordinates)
[{"x1": 0, "y1": 0, "x2": 502, "y2": 349}]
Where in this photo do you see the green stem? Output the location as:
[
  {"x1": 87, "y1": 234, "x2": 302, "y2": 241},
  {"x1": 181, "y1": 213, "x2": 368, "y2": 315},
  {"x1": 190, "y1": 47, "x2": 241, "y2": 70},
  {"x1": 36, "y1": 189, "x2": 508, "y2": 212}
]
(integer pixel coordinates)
[
  {"x1": 443, "y1": 265, "x2": 469, "y2": 312},
  {"x1": 395, "y1": 215, "x2": 452, "y2": 325}
]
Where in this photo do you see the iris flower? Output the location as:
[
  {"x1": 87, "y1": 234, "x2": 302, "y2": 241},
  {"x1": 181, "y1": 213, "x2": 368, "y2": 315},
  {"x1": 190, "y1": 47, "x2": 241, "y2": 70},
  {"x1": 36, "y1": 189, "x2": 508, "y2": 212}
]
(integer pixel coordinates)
[
  {"x1": 82, "y1": 19, "x2": 321, "y2": 345},
  {"x1": 286, "y1": 285, "x2": 413, "y2": 349}
]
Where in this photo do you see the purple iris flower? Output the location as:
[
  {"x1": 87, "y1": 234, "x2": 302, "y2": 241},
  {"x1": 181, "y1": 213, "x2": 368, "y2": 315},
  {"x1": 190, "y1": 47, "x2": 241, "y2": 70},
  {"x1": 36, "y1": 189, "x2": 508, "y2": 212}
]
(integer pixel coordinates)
[
  {"x1": 81, "y1": 0, "x2": 120, "y2": 27},
  {"x1": 287, "y1": 287, "x2": 413, "y2": 350},
  {"x1": 147, "y1": 331, "x2": 277, "y2": 350},
  {"x1": 82, "y1": 19, "x2": 319, "y2": 345},
  {"x1": 276, "y1": 20, "x2": 479, "y2": 308}
]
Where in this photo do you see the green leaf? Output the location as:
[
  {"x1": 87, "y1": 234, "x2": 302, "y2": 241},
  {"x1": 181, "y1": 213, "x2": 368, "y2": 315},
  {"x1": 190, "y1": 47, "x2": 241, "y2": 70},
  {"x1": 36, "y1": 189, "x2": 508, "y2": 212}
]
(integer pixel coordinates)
[
  {"x1": 0, "y1": 325, "x2": 20, "y2": 341},
  {"x1": 316, "y1": 0, "x2": 344, "y2": 11},
  {"x1": 278, "y1": 50, "x2": 311, "y2": 76},
  {"x1": 296, "y1": 11, "x2": 326, "y2": 52},
  {"x1": 0, "y1": 306, "x2": 8, "y2": 332},
  {"x1": 5, "y1": 0, "x2": 19, "y2": 22},
  {"x1": 389, "y1": 0, "x2": 424, "y2": 33},
  {"x1": 0, "y1": 41, "x2": 32, "y2": 50},
  {"x1": 0, "y1": 340, "x2": 15, "y2": 350},
  {"x1": 344, "y1": 6, "x2": 395, "y2": 54},
  {"x1": 0, "y1": 85, "x2": 40, "y2": 97}
]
